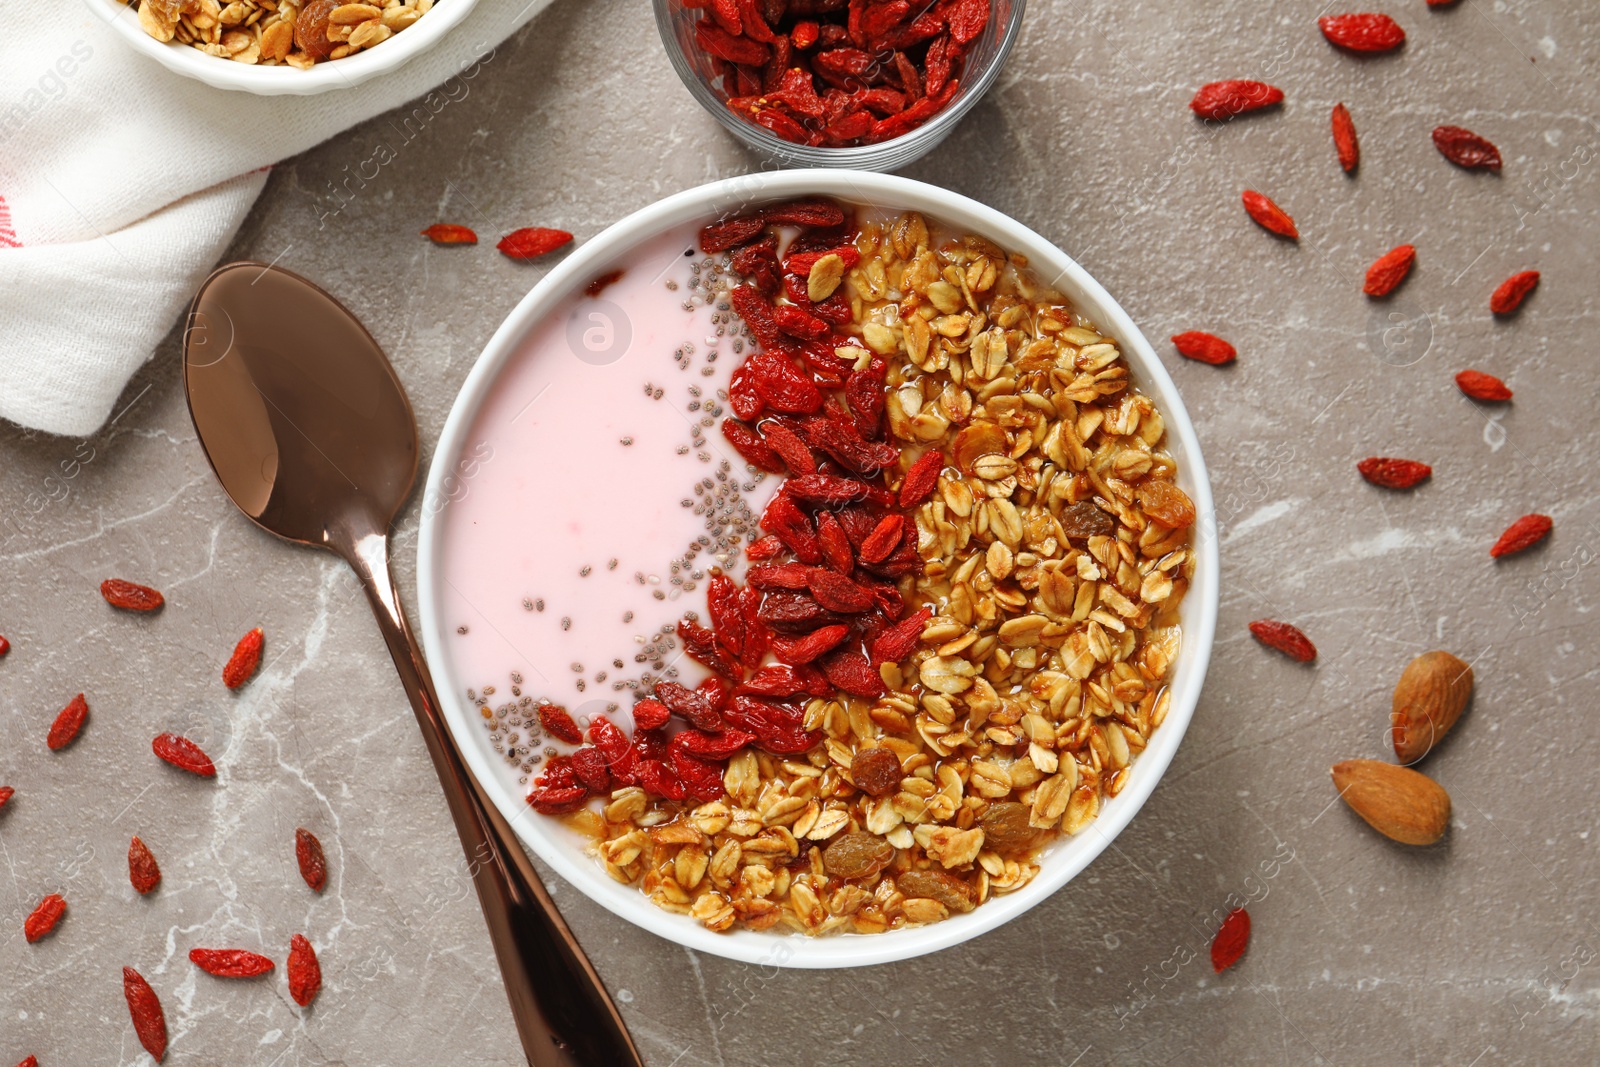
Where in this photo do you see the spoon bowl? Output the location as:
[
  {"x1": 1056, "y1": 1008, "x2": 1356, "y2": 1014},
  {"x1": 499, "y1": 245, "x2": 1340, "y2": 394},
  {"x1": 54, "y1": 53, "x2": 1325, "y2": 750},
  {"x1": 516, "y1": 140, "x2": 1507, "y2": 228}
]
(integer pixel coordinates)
[{"x1": 183, "y1": 261, "x2": 642, "y2": 1067}]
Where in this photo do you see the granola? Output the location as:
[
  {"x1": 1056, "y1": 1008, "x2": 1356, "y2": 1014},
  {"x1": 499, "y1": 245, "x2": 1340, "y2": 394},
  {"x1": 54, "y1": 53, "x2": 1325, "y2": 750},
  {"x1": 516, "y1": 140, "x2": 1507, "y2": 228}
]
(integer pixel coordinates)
[
  {"x1": 122, "y1": 0, "x2": 434, "y2": 67},
  {"x1": 527, "y1": 202, "x2": 1194, "y2": 936}
]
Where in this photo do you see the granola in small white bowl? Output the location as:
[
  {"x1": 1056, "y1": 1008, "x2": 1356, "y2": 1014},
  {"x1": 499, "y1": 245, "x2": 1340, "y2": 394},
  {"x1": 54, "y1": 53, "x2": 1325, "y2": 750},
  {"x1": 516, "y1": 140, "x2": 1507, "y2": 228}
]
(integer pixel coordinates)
[{"x1": 87, "y1": 0, "x2": 477, "y2": 94}]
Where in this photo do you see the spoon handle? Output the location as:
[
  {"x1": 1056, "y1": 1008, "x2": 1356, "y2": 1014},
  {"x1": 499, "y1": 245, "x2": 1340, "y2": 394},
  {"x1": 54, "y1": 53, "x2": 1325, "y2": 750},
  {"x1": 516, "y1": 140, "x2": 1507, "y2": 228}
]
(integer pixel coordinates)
[{"x1": 349, "y1": 531, "x2": 644, "y2": 1067}]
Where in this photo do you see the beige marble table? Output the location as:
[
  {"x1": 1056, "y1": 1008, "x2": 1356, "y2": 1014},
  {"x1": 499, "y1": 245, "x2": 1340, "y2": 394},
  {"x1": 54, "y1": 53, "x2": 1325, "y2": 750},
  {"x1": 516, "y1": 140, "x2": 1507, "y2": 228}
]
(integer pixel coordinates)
[{"x1": 4, "y1": 0, "x2": 1598, "y2": 1062}]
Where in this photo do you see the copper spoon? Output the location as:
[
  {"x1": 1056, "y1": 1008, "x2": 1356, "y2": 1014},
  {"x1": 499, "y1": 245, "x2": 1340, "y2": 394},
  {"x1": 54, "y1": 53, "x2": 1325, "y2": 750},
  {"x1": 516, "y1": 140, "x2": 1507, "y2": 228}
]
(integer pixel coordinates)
[{"x1": 182, "y1": 261, "x2": 643, "y2": 1067}]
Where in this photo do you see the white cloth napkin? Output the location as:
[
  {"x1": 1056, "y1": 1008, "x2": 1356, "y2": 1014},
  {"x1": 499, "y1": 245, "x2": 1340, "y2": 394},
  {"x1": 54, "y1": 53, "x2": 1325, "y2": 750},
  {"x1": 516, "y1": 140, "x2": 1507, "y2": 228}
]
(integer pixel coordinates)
[{"x1": 0, "y1": 0, "x2": 552, "y2": 437}]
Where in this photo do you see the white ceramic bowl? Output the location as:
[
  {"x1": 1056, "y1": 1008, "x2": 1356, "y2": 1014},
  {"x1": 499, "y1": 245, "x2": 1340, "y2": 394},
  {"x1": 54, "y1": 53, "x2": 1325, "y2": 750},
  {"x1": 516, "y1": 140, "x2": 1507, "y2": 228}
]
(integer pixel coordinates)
[
  {"x1": 83, "y1": 0, "x2": 478, "y2": 94},
  {"x1": 416, "y1": 170, "x2": 1219, "y2": 968}
]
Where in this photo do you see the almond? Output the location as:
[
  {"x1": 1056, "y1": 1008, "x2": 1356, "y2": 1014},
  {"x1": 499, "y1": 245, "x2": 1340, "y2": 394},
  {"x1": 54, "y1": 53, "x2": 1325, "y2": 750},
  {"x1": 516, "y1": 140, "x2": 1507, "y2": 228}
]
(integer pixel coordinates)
[
  {"x1": 1331, "y1": 759, "x2": 1451, "y2": 845},
  {"x1": 1391, "y1": 651, "x2": 1473, "y2": 763}
]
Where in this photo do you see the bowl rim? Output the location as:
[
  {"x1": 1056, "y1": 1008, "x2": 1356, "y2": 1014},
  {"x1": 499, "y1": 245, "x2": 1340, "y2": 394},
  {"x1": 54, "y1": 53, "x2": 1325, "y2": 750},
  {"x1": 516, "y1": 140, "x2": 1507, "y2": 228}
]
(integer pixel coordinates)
[
  {"x1": 650, "y1": 0, "x2": 1028, "y2": 166},
  {"x1": 81, "y1": 0, "x2": 480, "y2": 95},
  {"x1": 415, "y1": 169, "x2": 1219, "y2": 969}
]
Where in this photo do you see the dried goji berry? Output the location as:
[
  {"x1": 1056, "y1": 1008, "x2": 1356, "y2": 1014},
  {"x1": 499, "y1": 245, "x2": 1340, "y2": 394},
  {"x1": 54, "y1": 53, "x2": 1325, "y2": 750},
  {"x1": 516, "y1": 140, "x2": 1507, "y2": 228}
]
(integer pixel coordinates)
[
  {"x1": 762, "y1": 419, "x2": 818, "y2": 474},
  {"x1": 806, "y1": 569, "x2": 876, "y2": 613},
  {"x1": 101, "y1": 578, "x2": 164, "y2": 612},
  {"x1": 1241, "y1": 190, "x2": 1298, "y2": 239},
  {"x1": 762, "y1": 198, "x2": 846, "y2": 227},
  {"x1": 675, "y1": 728, "x2": 757, "y2": 761},
  {"x1": 760, "y1": 492, "x2": 824, "y2": 564},
  {"x1": 816, "y1": 512, "x2": 855, "y2": 574},
  {"x1": 529, "y1": 783, "x2": 588, "y2": 814},
  {"x1": 129, "y1": 836, "x2": 162, "y2": 895},
  {"x1": 784, "y1": 245, "x2": 861, "y2": 277},
  {"x1": 123, "y1": 966, "x2": 168, "y2": 1060},
  {"x1": 898, "y1": 449, "x2": 945, "y2": 508},
  {"x1": 819, "y1": 648, "x2": 885, "y2": 698},
  {"x1": 738, "y1": 664, "x2": 832, "y2": 699},
  {"x1": 0, "y1": 634, "x2": 9, "y2": 656},
  {"x1": 152, "y1": 733, "x2": 217, "y2": 777},
  {"x1": 746, "y1": 352, "x2": 824, "y2": 414},
  {"x1": 568, "y1": 746, "x2": 613, "y2": 793},
  {"x1": 730, "y1": 232, "x2": 782, "y2": 293},
  {"x1": 728, "y1": 360, "x2": 766, "y2": 421},
  {"x1": 420, "y1": 223, "x2": 477, "y2": 245},
  {"x1": 845, "y1": 356, "x2": 887, "y2": 438},
  {"x1": 17, "y1": 1056, "x2": 38, "y2": 1067},
  {"x1": 295, "y1": 828, "x2": 328, "y2": 892},
  {"x1": 631, "y1": 698, "x2": 670, "y2": 731},
  {"x1": 700, "y1": 214, "x2": 767, "y2": 253},
  {"x1": 1188, "y1": 80, "x2": 1283, "y2": 121},
  {"x1": 24, "y1": 894, "x2": 66, "y2": 942},
  {"x1": 1363, "y1": 244, "x2": 1416, "y2": 297},
  {"x1": 695, "y1": 20, "x2": 770, "y2": 64},
  {"x1": 1491, "y1": 514, "x2": 1552, "y2": 558},
  {"x1": 948, "y1": 0, "x2": 989, "y2": 45},
  {"x1": 1490, "y1": 270, "x2": 1539, "y2": 315},
  {"x1": 747, "y1": 562, "x2": 814, "y2": 590},
  {"x1": 1433, "y1": 125, "x2": 1502, "y2": 170},
  {"x1": 1358, "y1": 456, "x2": 1431, "y2": 489},
  {"x1": 1331, "y1": 102, "x2": 1360, "y2": 172},
  {"x1": 190, "y1": 948, "x2": 275, "y2": 978},
  {"x1": 677, "y1": 616, "x2": 744, "y2": 679},
  {"x1": 287, "y1": 934, "x2": 321, "y2": 1008},
  {"x1": 670, "y1": 747, "x2": 727, "y2": 802},
  {"x1": 222, "y1": 627, "x2": 264, "y2": 689},
  {"x1": 803, "y1": 415, "x2": 900, "y2": 473},
  {"x1": 867, "y1": 606, "x2": 932, "y2": 665},
  {"x1": 47, "y1": 693, "x2": 88, "y2": 751},
  {"x1": 1455, "y1": 370, "x2": 1512, "y2": 401},
  {"x1": 722, "y1": 418, "x2": 784, "y2": 473},
  {"x1": 1211, "y1": 907, "x2": 1251, "y2": 972},
  {"x1": 496, "y1": 227, "x2": 573, "y2": 260},
  {"x1": 757, "y1": 591, "x2": 846, "y2": 634},
  {"x1": 787, "y1": 473, "x2": 878, "y2": 507},
  {"x1": 534, "y1": 703, "x2": 582, "y2": 746},
  {"x1": 638, "y1": 759, "x2": 688, "y2": 801},
  {"x1": 746, "y1": 534, "x2": 784, "y2": 561},
  {"x1": 1319, "y1": 13, "x2": 1405, "y2": 52},
  {"x1": 0, "y1": 785, "x2": 13, "y2": 812},
  {"x1": 858, "y1": 515, "x2": 905, "y2": 563},
  {"x1": 1171, "y1": 331, "x2": 1236, "y2": 365},
  {"x1": 769, "y1": 624, "x2": 851, "y2": 664},
  {"x1": 1248, "y1": 620, "x2": 1317, "y2": 663}
]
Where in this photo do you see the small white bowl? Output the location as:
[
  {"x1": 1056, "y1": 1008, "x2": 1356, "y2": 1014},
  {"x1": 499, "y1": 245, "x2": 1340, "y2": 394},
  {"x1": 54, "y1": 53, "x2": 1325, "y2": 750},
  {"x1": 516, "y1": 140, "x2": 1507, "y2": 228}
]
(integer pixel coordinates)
[
  {"x1": 417, "y1": 170, "x2": 1220, "y2": 968},
  {"x1": 83, "y1": 0, "x2": 478, "y2": 95}
]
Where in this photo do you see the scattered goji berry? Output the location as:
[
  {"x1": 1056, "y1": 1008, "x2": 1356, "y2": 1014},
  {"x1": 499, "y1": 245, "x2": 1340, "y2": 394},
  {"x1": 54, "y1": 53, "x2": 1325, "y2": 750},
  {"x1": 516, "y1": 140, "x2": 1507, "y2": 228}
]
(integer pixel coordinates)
[
  {"x1": 585, "y1": 269, "x2": 625, "y2": 298},
  {"x1": 47, "y1": 693, "x2": 88, "y2": 751},
  {"x1": 190, "y1": 948, "x2": 276, "y2": 978},
  {"x1": 287, "y1": 934, "x2": 322, "y2": 1008},
  {"x1": 1319, "y1": 13, "x2": 1405, "y2": 52},
  {"x1": 0, "y1": 634, "x2": 9, "y2": 656},
  {"x1": 496, "y1": 228, "x2": 573, "y2": 260},
  {"x1": 420, "y1": 223, "x2": 477, "y2": 245},
  {"x1": 152, "y1": 733, "x2": 217, "y2": 777},
  {"x1": 528, "y1": 783, "x2": 588, "y2": 814},
  {"x1": 537, "y1": 703, "x2": 583, "y2": 746},
  {"x1": 1211, "y1": 907, "x2": 1251, "y2": 972},
  {"x1": 1491, "y1": 514, "x2": 1552, "y2": 558},
  {"x1": 762, "y1": 198, "x2": 847, "y2": 228},
  {"x1": 129, "y1": 836, "x2": 162, "y2": 895},
  {"x1": 1455, "y1": 370, "x2": 1512, "y2": 401},
  {"x1": 568, "y1": 746, "x2": 613, "y2": 793},
  {"x1": 816, "y1": 511, "x2": 855, "y2": 574},
  {"x1": 123, "y1": 967, "x2": 168, "y2": 1060},
  {"x1": 1363, "y1": 244, "x2": 1416, "y2": 297},
  {"x1": 745, "y1": 534, "x2": 784, "y2": 562},
  {"x1": 1489, "y1": 270, "x2": 1539, "y2": 314},
  {"x1": 1248, "y1": 620, "x2": 1317, "y2": 663},
  {"x1": 1331, "y1": 102, "x2": 1359, "y2": 172},
  {"x1": 807, "y1": 569, "x2": 876, "y2": 613},
  {"x1": 760, "y1": 492, "x2": 824, "y2": 564},
  {"x1": 1171, "y1": 331, "x2": 1237, "y2": 365},
  {"x1": 728, "y1": 361, "x2": 765, "y2": 421},
  {"x1": 1358, "y1": 457, "x2": 1431, "y2": 489},
  {"x1": 868, "y1": 607, "x2": 932, "y2": 666},
  {"x1": 0, "y1": 786, "x2": 13, "y2": 812},
  {"x1": 101, "y1": 578, "x2": 164, "y2": 612},
  {"x1": 24, "y1": 894, "x2": 66, "y2": 942},
  {"x1": 898, "y1": 449, "x2": 945, "y2": 507},
  {"x1": 222, "y1": 627, "x2": 264, "y2": 689},
  {"x1": 674, "y1": 728, "x2": 757, "y2": 761},
  {"x1": 296, "y1": 828, "x2": 328, "y2": 892},
  {"x1": 1188, "y1": 80, "x2": 1283, "y2": 121},
  {"x1": 700, "y1": 214, "x2": 767, "y2": 253},
  {"x1": 17, "y1": 1056, "x2": 38, "y2": 1067},
  {"x1": 1433, "y1": 125, "x2": 1502, "y2": 170},
  {"x1": 1241, "y1": 190, "x2": 1299, "y2": 239},
  {"x1": 746, "y1": 352, "x2": 824, "y2": 415}
]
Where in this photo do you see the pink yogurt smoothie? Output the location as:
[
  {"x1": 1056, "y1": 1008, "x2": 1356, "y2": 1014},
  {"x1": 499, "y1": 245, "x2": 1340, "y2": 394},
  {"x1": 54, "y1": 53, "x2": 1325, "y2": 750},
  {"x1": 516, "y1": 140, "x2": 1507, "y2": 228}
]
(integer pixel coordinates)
[{"x1": 434, "y1": 221, "x2": 777, "y2": 782}]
